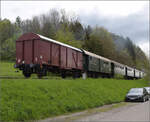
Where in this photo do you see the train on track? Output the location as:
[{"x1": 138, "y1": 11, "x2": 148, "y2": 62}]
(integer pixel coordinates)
[{"x1": 14, "y1": 33, "x2": 145, "y2": 79}]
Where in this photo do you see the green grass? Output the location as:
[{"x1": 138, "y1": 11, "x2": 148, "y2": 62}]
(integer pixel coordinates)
[
  {"x1": 0, "y1": 78, "x2": 148, "y2": 121},
  {"x1": 0, "y1": 62, "x2": 61, "y2": 79},
  {"x1": 0, "y1": 62, "x2": 149, "y2": 121},
  {"x1": 0, "y1": 61, "x2": 22, "y2": 77}
]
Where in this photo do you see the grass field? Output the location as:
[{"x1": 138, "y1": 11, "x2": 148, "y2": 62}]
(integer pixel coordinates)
[
  {"x1": 0, "y1": 62, "x2": 61, "y2": 79},
  {"x1": 0, "y1": 62, "x2": 149, "y2": 121},
  {"x1": 0, "y1": 61, "x2": 23, "y2": 77}
]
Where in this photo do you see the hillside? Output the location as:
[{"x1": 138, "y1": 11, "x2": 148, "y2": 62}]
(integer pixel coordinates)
[{"x1": 111, "y1": 33, "x2": 127, "y2": 51}]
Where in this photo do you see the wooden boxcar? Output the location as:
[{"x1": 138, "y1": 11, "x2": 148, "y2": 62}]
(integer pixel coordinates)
[{"x1": 15, "y1": 33, "x2": 83, "y2": 78}]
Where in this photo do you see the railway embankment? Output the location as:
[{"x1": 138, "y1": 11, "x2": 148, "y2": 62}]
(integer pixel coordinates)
[{"x1": 0, "y1": 62, "x2": 149, "y2": 121}]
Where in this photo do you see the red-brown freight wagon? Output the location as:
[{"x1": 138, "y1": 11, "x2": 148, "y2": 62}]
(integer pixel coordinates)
[{"x1": 15, "y1": 33, "x2": 83, "y2": 78}]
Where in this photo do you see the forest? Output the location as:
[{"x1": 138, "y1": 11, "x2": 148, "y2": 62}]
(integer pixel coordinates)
[{"x1": 0, "y1": 9, "x2": 149, "y2": 75}]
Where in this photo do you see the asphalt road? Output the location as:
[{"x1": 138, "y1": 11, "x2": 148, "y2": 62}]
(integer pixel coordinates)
[
  {"x1": 38, "y1": 101, "x2": 150, "y2": 122},
  {"x1": 77, "y1": 101, "x2": 150, "y2": 122}
]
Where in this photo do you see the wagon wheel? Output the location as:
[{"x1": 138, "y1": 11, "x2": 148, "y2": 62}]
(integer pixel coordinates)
[
  {"x1": 61, "y1": 70, "x2": 66, "y2": 78},
  {"x1": 23, "y1": 66, "x2": 31, "y2": 78},
  {"x1": 23, "y1": 72, "x2": 31, "y2": 78},
  {"x1": 37, "y1": 67, "x2": 47, "y2": 79},
  {"x1": 73, "y1": 71, "x2": 78, "y2": 79},
  {"x1": 76, "y1": 72, "x2": 81, "y2": 78}
]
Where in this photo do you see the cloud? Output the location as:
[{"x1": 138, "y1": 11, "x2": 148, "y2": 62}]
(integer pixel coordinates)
[{"x1": 80, "y1": 4, "x2": 149, "y2": 45}]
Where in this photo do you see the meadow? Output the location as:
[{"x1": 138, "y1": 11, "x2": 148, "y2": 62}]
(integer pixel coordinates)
[
  {"x1": 0, "y1": 62, "x2": 149, "y2": 121},
  {"x1": 0, "y1": 61, "x2": 23, "y2": 77}
]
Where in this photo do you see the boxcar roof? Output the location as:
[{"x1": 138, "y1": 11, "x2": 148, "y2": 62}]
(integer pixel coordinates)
[
  {"x1": 37, "y1": 34, "x2": 82, "y2": 52},
  {"x1": 83, "y1": 50, "x2": 111, "y2": 62}
]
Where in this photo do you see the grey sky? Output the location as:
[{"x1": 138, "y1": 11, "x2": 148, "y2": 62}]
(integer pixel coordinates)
[
  {"x1": 80, "y1": 4, "x2": 149, "y2": 43},
  {"x1": 1, "y1": 1, "x2": 149, "y2": 56}
]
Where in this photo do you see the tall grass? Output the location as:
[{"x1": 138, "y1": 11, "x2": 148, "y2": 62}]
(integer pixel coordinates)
[
  {"x1": 0, "y1": 62, "x2": 149, "y2": 121},
  {"x1": 0, "y1": 78, "x2": 148, "y2": 121}
]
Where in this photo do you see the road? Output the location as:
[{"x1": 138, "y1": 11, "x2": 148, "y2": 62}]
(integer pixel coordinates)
[
  {"x1": 38, "y1": 101, "x2": 150, "y2": 122},
  {"x1": 76, "y1": 101, "x2": 150, "y2": 122}
]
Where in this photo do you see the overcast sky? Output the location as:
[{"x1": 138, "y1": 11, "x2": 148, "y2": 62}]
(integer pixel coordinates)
[{"x1": 1, "y1": 1, "x2": 149, "y2": 57}]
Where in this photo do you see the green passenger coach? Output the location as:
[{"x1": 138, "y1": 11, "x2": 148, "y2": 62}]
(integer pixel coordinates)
[{"x1": 82, "y1": 50, "x2": 112, "y2": 77}]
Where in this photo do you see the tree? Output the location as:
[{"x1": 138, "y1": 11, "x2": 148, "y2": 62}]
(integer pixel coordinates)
[
  {"x1": 83, "y1": 26, "x2": 116, "y2": 60},
  {"x1": 55, "y1": 24, "x2": 81, "y2": 48},
  {"x1": 116, "y1": 49, "x2": 134, "y2": 66},
  {"x1": 30, "y1": 16, "x2": 41, "y2": 34},
  {"x1": 0, "y1": 19, "x2": 21, "y2": 61},
  {"x1": 0, "y1": 35, "x2": 17, "y2": 61},
  {"x1": 84, "y1": 25, "x2": 92, "y2": 40},
  {"x1": 70, "y1": 20, "x2": 85, "y2": 40},
  {"x1": 134, "y1": 46, "x2": 149, "y2": 70},
  {"x1": 15, "y1": 16, "x2": 22, "y2": 28},
  {"x1": 21, "y1": 19, "x2": 32, "y2": 33},
  {"x1": 125, "y1": 37, "x2": 136, "y2": 65},
  {"x1": 49, "y1": 9, "x2": 60, "y2": 32},
  {"x1": 0, "y1": 19, "x2": 15, "y2": 44}
]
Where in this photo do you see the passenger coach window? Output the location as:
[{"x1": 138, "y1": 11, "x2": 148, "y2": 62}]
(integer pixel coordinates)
[{"x1": 104, "y1": 62, "x2": 108, "y2": 65}]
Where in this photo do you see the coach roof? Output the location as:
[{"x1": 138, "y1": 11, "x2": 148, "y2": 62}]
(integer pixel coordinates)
[{"x1": 83, "y1": 50, "x2": 111, "y2": 62}]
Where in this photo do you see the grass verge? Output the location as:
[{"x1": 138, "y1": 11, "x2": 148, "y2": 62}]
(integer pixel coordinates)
[
  {"x1": 0, "y1": 78, "x2": 148, "y2": 121},
  {"x1": 0, "y1": 62, "x2": 149, "y2": 121}
]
